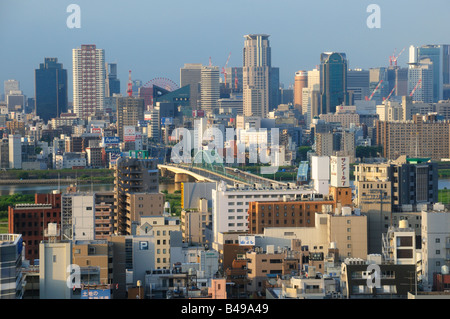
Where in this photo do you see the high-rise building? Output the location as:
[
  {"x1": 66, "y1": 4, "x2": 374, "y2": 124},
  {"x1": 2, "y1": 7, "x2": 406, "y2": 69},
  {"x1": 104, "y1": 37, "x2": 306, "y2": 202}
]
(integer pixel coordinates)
[
  {"x1": 105, "y1": 63, "x2": 120, "y2": 97},
  {"x1": 3, "y1": 79, "x2": 19, "y2": 101},
  {"x1": 180, "y1": 63, "x2": 202, "y2": 110},
  {"x1": 347, "y1": 69, "x2": 369, "y2": 102},
  {"x1": 72, "y1": 44, "x2": 106, "y2": 119},
  {"x1": 35, "y1": 58, "x2": 68, "y2": 123},
  {"x1": 269, "y1": 66, "x2": 280, "y2": 111},
  {"x1": 320, "y1": 52, "x2": 349, "y2": 115},
  {"x1": 376, "y1": 113, "x2": 450, "y2": 161},
  {"x1": 414, "y1": 44, "x2": 450, "y2": 102},
  {"x1": 242, "y1": 34, "x2": 271, "y2": 118},
  {"x1": 368, "y1": 67, "x2": 390, "y2": 105},
  {"x1": 8, "y1": 134, "x2": 21, "y2": 169},
  {"x1": 200, "y1": 65, "x2": 220, "y2": 114},
  {"x1": 408, "y1": 57, "x2": 434, "y2": 103},
  {"x1": 114, "y1": 156, "x2": 159, "y2": 235},
  {"x1": 116, "y1": 96, "x2": 145, "y2": 142},
  {"x1": 294, "y1": 71, "x2": 308, "y2": 112}
]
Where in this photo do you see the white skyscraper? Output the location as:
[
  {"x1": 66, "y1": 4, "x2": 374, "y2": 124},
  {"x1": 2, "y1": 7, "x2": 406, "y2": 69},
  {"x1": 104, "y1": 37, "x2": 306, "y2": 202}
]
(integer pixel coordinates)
[
  {"x1": 200, "y1": 65, "x2": 220, "y2": 114},
  {"x1": 243, "y1": 34, "x2": 271, "y2": 118},
  {"x1": 72, "y1": 44, "x2": 105, "y2": 119}
]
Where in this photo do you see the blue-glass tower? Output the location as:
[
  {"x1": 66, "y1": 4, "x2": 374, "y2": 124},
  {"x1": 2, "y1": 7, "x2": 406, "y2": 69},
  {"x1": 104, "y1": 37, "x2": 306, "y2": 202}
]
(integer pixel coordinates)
[
  {"x1": 35, "y1": 58, "x2": 68, "y2": 122},
  {"x1": 320, "y1": 52, "x2": 349, "y2": 114}
]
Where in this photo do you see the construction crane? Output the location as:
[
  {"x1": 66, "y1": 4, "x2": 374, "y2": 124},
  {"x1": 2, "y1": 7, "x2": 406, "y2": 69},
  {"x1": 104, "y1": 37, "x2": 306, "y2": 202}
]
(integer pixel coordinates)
[
  {"x1": 383, "y1": 85, "x2": 397, "y2": 103},
  {"x1": 409, "y1": 79, "x2": 422, "y2": 97},
  {"x1": 367, "y1": 80, "x2": 383, "y2": 101},
  {"x1": 389, "y1": 47, "x2": 406, "y2": 67},
  {"x1": 220, "y1": 52, "x2": 232, "y2": 86},
  {"x1": 127, "y1": 70, "x2": 133, "y2": 97},
  {"x1": 392, "y1": 47, "x2": 405, "y2": 67}
]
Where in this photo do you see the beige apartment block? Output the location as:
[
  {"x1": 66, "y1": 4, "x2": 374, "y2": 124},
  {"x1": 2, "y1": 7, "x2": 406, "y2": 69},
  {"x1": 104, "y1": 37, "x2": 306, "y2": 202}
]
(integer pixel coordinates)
[{"x1": 140, "y1": 216, "x2": 181, "y2": 270}]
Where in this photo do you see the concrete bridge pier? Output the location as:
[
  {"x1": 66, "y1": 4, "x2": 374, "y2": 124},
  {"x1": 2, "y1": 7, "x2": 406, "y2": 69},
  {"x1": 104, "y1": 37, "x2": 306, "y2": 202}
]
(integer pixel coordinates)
[{"x1": 174, "y1": 173, "x2": 196, "y2": 191}]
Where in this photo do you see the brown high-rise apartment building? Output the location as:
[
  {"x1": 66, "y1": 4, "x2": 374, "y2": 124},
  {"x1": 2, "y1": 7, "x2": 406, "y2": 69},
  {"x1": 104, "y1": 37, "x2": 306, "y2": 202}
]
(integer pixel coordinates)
[
  {"x1": 376, "y1": 113, "x2": 450, "y2": 161},
  {"x1": 114, "y1": 156, "x2": 159, "y2": 235},
  {"x1": 72, "y1": 44, "x2": 105, "y2": 119},
  {"x1": 294, "y1": 71, "x2": 308, "y2": 112}
]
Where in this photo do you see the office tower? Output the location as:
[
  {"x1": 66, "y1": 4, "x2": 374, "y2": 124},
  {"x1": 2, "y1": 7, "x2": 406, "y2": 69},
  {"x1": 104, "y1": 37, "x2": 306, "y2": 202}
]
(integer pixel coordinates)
[
  {"x1": 386, "y1": 66, "x2": 409, "y2": 97},
  {"x1": 34, "y1": 58, "x2": 68, "y2": 123},
  {"x1": 0, "y1": 234, "x2": 24, "y2": 299},
  {"x1": 320, "y1": 52, "x2": 349, "y2": 114},
  {"x1": 225, "y1": 66, "x2": 243, "y2": 93},
  {"x1": 200, "y1": 65, "x2": 220, "y2": 114},
  {"x1": 294, "y1": 71, "x2": 308, "y2": 112},
  {"x1": 6, "y1": 90, "x2": 25, "y2": 113},
  {"x1": 347, "y1": 69, "x2": 370, "y2": 102},
  {"x1": 116, "y1": 96, "x2": 145, "y2": 142},
  {"x1": 4, "y1": 79, "x2": 19, "y2": 98},
  {"x1": 180, "y1": 63, "x2": 202, "y2": 110},
  {"x1": 72, "y1": 44, "x2": 106, "y2": 119},
  {"x1": 408, "y1": 57, "x2": 434, "y2": 103},
  {"x1": 105, "y1": 63, "x2": 120, "y2": 97},
  {"x1": 114, "y1": 156, "x2": 159, "y2": 235},
  {"x1": 269, "y1": 66, "x2": 280, "y2": 110},
  {"x1": 413, "y1": 44, "x2": 450, "y2": 102},
  {"x1": 242, "y1": 34, "x2": 271, "y2": 118},
  {"x1": 369, "y1": 67, "x2": 390, "y2": 104},
  {"x1": 147, "y1": 105, "x2": 161, "y2": 142}
]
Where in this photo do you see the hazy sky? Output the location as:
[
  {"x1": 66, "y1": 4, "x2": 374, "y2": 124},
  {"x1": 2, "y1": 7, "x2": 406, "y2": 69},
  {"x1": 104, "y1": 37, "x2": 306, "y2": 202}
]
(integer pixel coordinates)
[{"x1": 1, "y1": 0, "x2": 449, "y2": 99}]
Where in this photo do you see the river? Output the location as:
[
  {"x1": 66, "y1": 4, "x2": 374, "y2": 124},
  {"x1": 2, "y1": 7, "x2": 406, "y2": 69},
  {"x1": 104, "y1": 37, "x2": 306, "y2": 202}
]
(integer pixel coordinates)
[{"x1": 0, "y1": 180, "x2": 176, "y2": 196}]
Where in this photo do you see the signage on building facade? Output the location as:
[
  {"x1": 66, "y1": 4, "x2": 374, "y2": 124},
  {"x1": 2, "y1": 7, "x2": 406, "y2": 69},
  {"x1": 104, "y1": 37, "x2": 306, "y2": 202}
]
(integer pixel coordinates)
[{"x1": 330, "y1": 156, "x2": 350, "y2": 187}]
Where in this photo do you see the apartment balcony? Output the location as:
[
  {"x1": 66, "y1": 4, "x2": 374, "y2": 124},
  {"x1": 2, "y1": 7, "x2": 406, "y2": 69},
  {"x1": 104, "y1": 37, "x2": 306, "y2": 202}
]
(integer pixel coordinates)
[
  {"x1": 95, "y1": 211, "x2": 113, "y2": 217},
  {"x1": 95, "y1": 226, "x2": 113, "y2": 232}
]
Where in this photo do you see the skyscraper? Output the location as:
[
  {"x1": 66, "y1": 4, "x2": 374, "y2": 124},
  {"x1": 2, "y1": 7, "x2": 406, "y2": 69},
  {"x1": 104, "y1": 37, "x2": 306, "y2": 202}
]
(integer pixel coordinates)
[
  {"x1": 408, "y1": 49, "x2": 434, "y2": 103},
  {"x1": 3, "y1": 79, "x2": 19, "y2": 98},
  {"x1": 180, "y1": 63, "x2": 202, "y2": 110},
  {"x1": 320, "y1": 52, "x2": 349, "y2": 114},
  {"x1": 72, "y1": 44, "x2": 105, "y2": 119},
  {"x1": 243, "y1": 34, "x2": 271, "y2": 118},
  {"x1": 347, "y1": 69, "x2": 369, "y2": 102},
  {"x1": 35, "y1": 58, "x2": 68, "y2": 123},
  {"x1": 415, "y1": 44, "x2": 450, "y2": 102},
  {"x1": 294, "y1": 71, "x2": 308, "y2": 112},
  {"x1": 200, "y1": 65, "x2": 220, "y2": 114},
  {"x1": 105, "y1": 63, "x2": 120, "y2": 97}
]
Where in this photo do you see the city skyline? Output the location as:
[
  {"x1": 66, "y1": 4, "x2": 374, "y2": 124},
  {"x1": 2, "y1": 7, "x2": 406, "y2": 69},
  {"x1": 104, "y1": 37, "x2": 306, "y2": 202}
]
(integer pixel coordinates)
[{"x1": 1, "y1": 0, "x2": 450, "y2": 98}]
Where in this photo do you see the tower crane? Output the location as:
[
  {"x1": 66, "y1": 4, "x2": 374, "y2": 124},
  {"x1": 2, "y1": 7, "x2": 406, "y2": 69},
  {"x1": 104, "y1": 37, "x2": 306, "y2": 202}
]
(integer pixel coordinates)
[
  {"x1": 366, "y1": 80, "x2": 383, "y2": 101},
  {"x1": 221, "y1": 52, "x2": 232, "y2": 86},
  {"x1": 389, "y1": 47, "x2": 405, "y2": 67},
  {"x1": 383, "y1": 85, "x2": 397, "y2": 103},
  {"x1": 409, "y1": 79, "x2": 422, "y2": 97}
]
